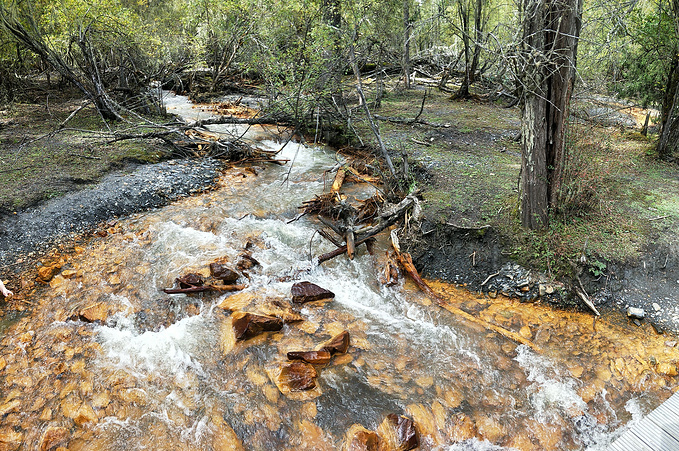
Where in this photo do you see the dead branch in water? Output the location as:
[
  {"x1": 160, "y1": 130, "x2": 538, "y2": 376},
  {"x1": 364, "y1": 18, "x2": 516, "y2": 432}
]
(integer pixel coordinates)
[
  {"x1": 316, "y1": 192, "x2": 420, "y2": 264},
  {"x1": 391, "y1": 230, "x2": 542, "y2": 352}
]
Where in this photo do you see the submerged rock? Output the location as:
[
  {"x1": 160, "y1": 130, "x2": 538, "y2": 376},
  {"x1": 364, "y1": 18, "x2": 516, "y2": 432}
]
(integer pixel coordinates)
[
  {"x1": 377, "y1": 414, "x2": 419, "y2": 451},
  {"x1": 342, "y1": 424, "x2": 380, "y2": 451},
  {"x1": 232, "y1": 312, "x2": 283, "y2": 340},
  {"x1": 279, "y1": 361, "x2": 317, "y2": 391},
  {"x1": 291, "y1": 281, "x2": 335, "y2": 304},
  {"x1": 38, "y1": 426, "x2": 69, "y2": 451},
  {"x1": 320, "y1": 331, "x2": 350, "y2": 355},
  {"x1": 78, "y1": 302, "x2": 108, "y2": 323}
]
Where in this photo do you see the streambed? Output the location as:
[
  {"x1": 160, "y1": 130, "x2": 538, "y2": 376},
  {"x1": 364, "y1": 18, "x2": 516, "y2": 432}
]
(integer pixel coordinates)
[{"x1": 0, "y1": 94, "x2": 678, "y2": 450}]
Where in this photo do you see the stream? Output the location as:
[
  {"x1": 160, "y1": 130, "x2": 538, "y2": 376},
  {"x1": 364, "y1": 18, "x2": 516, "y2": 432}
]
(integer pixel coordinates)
[{"x1": 1, "y1": 93, "x2": 679, "y2": 450}]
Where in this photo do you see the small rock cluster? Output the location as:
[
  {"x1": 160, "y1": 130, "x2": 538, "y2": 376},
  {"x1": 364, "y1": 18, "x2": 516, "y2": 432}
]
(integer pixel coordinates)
[{"x1": 480, "y1": 263, "x2": 562, "y2": 303}]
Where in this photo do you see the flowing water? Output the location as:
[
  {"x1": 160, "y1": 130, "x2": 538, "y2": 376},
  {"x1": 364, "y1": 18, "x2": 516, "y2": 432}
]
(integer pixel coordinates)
[{"x1": 1, "y1": 94, "x2": 679, "y2": 450}]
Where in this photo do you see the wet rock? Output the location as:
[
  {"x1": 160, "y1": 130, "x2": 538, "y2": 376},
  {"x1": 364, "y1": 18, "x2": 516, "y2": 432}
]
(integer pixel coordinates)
[
  {"x1": 61, "y1": 269, "x2": 77, "y2": 279},
  {"x1": 342, "y1": 424, "x2": 380, "y2": 451},
  {"x1": 232, "y1": 312, "x2": 283, "y2": 340},
  {"x1": 236, "y1": 254, "x2": 260, "y2": 271},
  {"x1": 0, "y1": 400, "x2": 20, "y2": 416},
  {"x1": 657, "y1": 362, "x2": 678, "y2": 377},
  {"x1": 79, "y1": 302, "x2": 108, "y2": 323},
  {"x1": 0, "y1": 428, "x2": 23, "y2": 448},
  {"x1": 320, "y1": 331, "x2": 350, "y2": 355},
  {"x1": 291, "y1": 281, "x2": 335, "y2": 304},
  {"x1": 177, "y1": 273, "x2": 204, "y2": 288},
  {"x1": 209, "y1": 263, "x2": 240, "y2": 283},
  {"x1": 377, "y1": 414, "x2": 419, "y2": 451},
  {"x1": 257, "y1": 299, "x2": 304, "y2": 323},
  {"x1": 39, "y1": 426, "x2": 69, "y2": 451},
  {"x1": 278, "y1": 361, "x2": 317, "y2": 391},
  {"x1": 651, "y1": 322, "x2": 665, "y2": 335},
  {"x1": 627, "y1": 307, "x2": 645, "y2": 319},
  {"x1": 287, "y1": 351, "x2": 332, "y2": 365},
  {"x1": 38, "y1": 265, "x2": 61, "y2": 282}
]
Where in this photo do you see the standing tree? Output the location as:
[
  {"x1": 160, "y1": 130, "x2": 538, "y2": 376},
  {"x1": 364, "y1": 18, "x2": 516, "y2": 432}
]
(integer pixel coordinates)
[
  {"x1": 403, "y1": 0, "x2": 413, "y2": 89},
  {"x1": 452, "y1": 0, "x2": 488, "y2": 99},
  {"x1": 658, "y1": 0, "x2": 679, "y2": 161},
  {"x1": 515, "y1": 0, "x2": 583, "y2": 229}
]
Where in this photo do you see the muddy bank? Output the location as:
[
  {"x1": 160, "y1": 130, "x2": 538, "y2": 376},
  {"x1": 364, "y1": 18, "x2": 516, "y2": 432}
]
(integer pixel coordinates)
[
  {"x1": 0, "y1": 158, "x2": 223, "y2": 273},
  {"x1": 405, "y1": 220, "x2": 679, "y2": 334}
]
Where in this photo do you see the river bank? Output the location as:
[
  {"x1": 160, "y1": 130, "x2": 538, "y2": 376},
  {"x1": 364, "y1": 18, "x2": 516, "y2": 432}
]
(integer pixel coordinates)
[{"x1": 2, "y1": 84, "x2": 679, "y2": 336}]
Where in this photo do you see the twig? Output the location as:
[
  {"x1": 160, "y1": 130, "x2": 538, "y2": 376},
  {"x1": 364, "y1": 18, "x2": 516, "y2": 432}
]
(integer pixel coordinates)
[
  {"x1": 481, "y1": 272, "x2": 500, "y2": 286},
  {"x1": 649, "y1": 215, "x2": 669, "y2": 221}
]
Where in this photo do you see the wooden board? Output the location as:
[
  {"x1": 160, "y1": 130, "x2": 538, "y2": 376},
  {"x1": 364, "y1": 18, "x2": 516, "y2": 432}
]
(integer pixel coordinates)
[{"x1": 610, "y1": 392, "x2": 679, "y2": 450}]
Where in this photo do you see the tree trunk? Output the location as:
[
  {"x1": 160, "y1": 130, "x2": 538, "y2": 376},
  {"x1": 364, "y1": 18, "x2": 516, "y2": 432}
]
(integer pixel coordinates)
[
  {"x1": 403, "y1": 0, "x2": 412, "y2": 90},
  {"x1": 519, "y1": 0, "x2": 583, "y2": 229},
  {"x1": 658, "y1": 55, "x2": 679, "y2": 161}
]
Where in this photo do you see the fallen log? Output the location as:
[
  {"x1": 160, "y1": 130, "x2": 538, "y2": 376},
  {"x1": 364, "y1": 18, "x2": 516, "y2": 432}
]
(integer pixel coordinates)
[{"x1": 391, "y1": 232, "x2": 541, "y2": 352}]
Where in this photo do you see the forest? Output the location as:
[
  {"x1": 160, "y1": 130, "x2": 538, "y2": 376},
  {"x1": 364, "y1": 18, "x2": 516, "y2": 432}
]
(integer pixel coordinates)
[
  {"x1": 1, "y1": 0, "x2": 678, "y2": 306},
  {"x1": 3, "y1": 1, "x2": 679, "y2": 450}
]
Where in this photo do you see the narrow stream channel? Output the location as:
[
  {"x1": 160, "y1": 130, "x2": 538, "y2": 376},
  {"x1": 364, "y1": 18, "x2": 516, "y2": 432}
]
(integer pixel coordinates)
[{"x1": 1, "y1": 93, "x2": 678, "y2": 450}]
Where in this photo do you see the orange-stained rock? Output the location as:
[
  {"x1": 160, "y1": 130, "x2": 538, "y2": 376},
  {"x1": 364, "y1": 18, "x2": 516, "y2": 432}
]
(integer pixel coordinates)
[
  {"x1": 74, "y1": 402, "x2": 98, "y2": 426},
  {"x1": 343, "y1": 424, "x2": 380, "y2": 451},
  {"x1": 0, "y1": 356, "x2": 5, "y2": 372},
  {"x1": 657, "y1": 362, "x2": 679, "y2": 377},
  {"x1": 0, "y1": 400, "x2": 20, "y2": 417},
  {"x1": 320, "y1": 331, "x2": 350, "y2": 355},
  {"x1": 287, "y1": 351, "x2": 332, "y2": 365},
  {"x1": 377, "y1": 414, "x2": 419, "y2": 451},
  {"x1": 232, "y1": 312, "x2": 283, "y2": 340},
  {"x1": 38, "y1": 426, "x2": 69, "y2": 451},
  {"x1": 278, "y1": 361, "x2": 318, "y2": 391},
  {"x1": 61, "y1": 270, "x2": 77, "y2": 279},
  {"x1": 0, "y1": 427, "x2": 23, "y2": 447},
  {"x1": 38, "y1": 265, "x2": 60, "y2": 282},
  {"x1": 291, "y1": 281, "x2": 335, "y2": 304},
  {"x1": 79, "y1": 302, "x2": 108, "y2": 323}
]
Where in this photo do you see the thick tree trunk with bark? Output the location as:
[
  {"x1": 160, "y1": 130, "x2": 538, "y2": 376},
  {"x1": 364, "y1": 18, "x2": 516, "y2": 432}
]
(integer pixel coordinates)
[
  {"x1": 403, "y1": 0, "x2": 412, "y2": 90},
  {"x1": 518, "y1": 0, "x2": 582, "y2": 229},
  {"x1": 658, "y1": 52, "x2": 679, "y2": 162}
]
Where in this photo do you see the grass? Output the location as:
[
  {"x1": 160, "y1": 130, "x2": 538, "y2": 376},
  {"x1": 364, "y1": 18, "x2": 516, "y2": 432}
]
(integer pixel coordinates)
[
  {"x1": 354, "y1": 86, "x2": 679, "y2": 280},
  {"x1": 0, "y1": 86, "x2": 166, "y2": 214}
]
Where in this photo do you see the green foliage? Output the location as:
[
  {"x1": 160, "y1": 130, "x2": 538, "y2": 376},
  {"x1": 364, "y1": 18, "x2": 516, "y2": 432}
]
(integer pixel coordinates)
[{"x1": 613, "y1": 6, "x2": 677, "y2": 107}]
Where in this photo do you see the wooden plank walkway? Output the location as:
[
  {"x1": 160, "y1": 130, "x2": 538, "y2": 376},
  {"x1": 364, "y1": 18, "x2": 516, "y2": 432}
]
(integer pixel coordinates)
[{"x1": 609, "y1": 391, "x2": 679, "y2": 450}]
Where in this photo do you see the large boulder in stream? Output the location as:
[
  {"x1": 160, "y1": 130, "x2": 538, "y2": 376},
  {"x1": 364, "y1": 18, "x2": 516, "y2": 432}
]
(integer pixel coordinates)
[
  {"x1": 232, "y1": 312, "x2": 283, "y2": 340},
  {"x1": 291, "y1": 281, "x2": 335, "y2": 304}
]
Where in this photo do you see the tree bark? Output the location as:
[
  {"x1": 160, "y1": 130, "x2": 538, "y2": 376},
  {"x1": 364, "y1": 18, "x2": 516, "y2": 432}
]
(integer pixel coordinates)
[
  {"x1": 519, "y1": 0, "x2": 583, "y2": 229},
  {"x1": 658, "y1": 55, "x2": 679, "y2": 161},
  {"x1": 403, "y1": 0, "x2": 412, "y2": 89}
]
